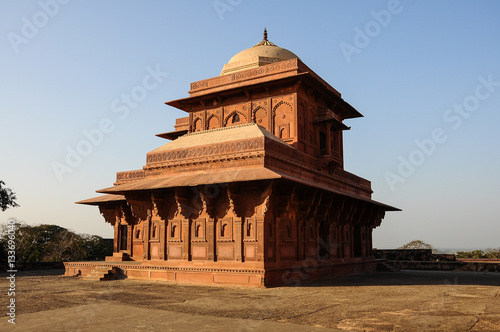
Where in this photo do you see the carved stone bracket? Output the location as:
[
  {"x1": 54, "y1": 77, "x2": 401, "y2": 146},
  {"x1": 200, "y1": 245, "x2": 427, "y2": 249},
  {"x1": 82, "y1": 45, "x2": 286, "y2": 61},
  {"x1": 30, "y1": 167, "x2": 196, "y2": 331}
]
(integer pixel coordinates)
[
  {"x1": 310, "y1": 191, "x2": 324, "y2": 220},
  {"x1": 260, "y1": 181, "x2": 273, "y2": 216},
  {"x1": 338, "y1": 199, "x2": 354, "y2": 225},
  {"x1": 351, "y1": 201, "x2": 366, "y2": 226},
  {"x1": 330, "y1": 197, "x2": 345, "y2": 225},
  {"x1": 319, "y1": 194, "x2": 334, "y2": 221},
  {"x1": 119, "y1": 203, "x2": 134, "y2": 225},
  {"x1": 126, "y1": 195, "x2": 151, "y2": 222},
  {"x1": 152, "y1": 192, "x2": 168, "y2": 221},
  {"x1": 298, "y1": 188, "x2": 320, "y2": 220},
  {"x1": 99, "y1": 206, "x2": 117, "y2": 225},
  {"x1": 372, "y1": 208, "x2": 386, "y2": 228},
  {"x1": 276, "y1": 183, "x2": 297, "y2": 218},
  {"x1": 199, "y1": 186, "x2": 216, "y2": 219},
  {"x1": 175, "y1": 188, "x2": 192, "y2": 219},
  {"x1": 227, "y1": 184, "x2": 243, "y2": 218}
]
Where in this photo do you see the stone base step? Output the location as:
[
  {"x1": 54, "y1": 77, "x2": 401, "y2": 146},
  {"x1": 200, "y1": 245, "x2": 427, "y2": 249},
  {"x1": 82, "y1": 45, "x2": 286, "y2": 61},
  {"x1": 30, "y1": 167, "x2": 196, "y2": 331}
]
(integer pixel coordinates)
[{"x1": 83, "y1": 266, "x2": 117, "y2": 281}]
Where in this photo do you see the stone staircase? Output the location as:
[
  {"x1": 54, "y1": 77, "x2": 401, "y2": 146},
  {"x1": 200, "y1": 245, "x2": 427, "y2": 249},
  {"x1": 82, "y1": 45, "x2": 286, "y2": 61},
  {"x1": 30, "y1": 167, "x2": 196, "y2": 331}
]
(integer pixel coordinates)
[{"x1": 83, "y1": 266, "x2": 117, "y2": 281}]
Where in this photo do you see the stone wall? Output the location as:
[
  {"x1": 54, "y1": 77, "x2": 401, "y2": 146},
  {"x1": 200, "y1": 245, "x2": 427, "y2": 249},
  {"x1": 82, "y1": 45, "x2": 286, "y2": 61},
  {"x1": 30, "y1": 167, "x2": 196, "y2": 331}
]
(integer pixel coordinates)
[
  {"x1": 374, "y1": 249, "x2": 500, "y2": 272},
  {"x1": 373, "y1": 249, "x2": 456, "y2": 262}
]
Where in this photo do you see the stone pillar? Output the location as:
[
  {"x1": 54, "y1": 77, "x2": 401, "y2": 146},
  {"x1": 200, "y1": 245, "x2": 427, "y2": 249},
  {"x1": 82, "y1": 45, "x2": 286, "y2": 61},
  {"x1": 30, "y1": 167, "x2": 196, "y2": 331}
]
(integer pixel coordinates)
[
  {"x1": 246, "y1": 101, "x2": 252, "y2": 122},
  {"x1": 256, "y1": 216, "x2": 265, "y2": 261},
  {"x1": 113, "y1": 222, "x2": 119, "y2": 253},
  {"x1": 326, "y1": 123, "x2": 332, "y2": 155},
  {"x1": 159, "y1": 221, "x2": 166, "y2": 260},
  {"x1": 350, "y1": 226, "x2": 355, "y2": 259},
  {"x1": 127, "y1": 225, "x2": 132, "y2": 253},
  {"x1": 275, "y1": 217, "x2": 281, "y2": 262},
  {"x1": 339, "y1": 225, "x2": 345, "y2": 259},
  {"x1": 143, "y1": 219, "x2": 150, "y2": 260},
  {"x1": 182, "y1": 219, "x2": 191, "y2": 260},
  {"x1": 315, "y1": 129, "x2": 320, "y2": 154},
  {"x1": 234, "y1": 218, "x2": 243, "y2": 261},
  {"x1": 207, "y1": 218, "x2": 216, "y2": 261},
  {"x1": 296, "y1": 219, "x2": 303, "y2": 260},
  {"x1": 368, "y1": 226, "x2": 373, "y2": 257},
  {"x1": 268, "y1": 97, "x2": 273, "y2": 134},
  {"x1": 315, "y1": 222, "x2": 320, "y2": 260}
]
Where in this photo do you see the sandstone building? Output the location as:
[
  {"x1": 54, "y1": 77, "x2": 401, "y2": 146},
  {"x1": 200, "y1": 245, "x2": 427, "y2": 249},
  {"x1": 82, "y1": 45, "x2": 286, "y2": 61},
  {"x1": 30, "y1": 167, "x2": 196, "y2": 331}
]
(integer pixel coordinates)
[{"x1": 65, "y1": 30, "x2": 399, "y2": 286}]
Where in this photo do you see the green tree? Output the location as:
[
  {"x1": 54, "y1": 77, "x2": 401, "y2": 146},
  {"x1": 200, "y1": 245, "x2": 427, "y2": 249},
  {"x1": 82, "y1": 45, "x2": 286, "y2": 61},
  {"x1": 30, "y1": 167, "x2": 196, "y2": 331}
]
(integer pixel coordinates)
[
  {"x1": 398, "y1": 240, "x2": 433, "y2": 250},
  {"x1": 82, "y1": 234, "x2": 114, "y2": 261},
  {"x1": 485, "y1": 249, "x2": 500, "y2": 259},
  {"x1": 456, "y1": 250, "x2": 486, "y2": 259},
  {"x1": 0, "y1": 180, "x2": 19, "y2": 211},
  {"x1": 0, "y1": 223, "x2": 112, "y2": 263},
  {"x1": 456, "y1": 249, "x2": 500, "y2": 259}
]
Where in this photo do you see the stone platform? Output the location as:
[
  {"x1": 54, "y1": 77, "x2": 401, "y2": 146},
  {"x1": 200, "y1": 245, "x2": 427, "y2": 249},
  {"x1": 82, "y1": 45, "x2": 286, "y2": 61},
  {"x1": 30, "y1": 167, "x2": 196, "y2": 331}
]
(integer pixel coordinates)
[
  {"x1": 7, "y1": 269, "x2": 500, "y2": 331},
  {"x1": 64, "y1": 258, "x2": 378, "y2": 287}
]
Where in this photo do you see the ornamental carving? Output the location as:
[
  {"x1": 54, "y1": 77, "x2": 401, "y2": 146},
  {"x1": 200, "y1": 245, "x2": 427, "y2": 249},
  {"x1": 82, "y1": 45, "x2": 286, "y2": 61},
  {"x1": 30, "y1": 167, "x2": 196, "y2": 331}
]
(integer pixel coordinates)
[
  {"x1": 174, "y1": 188, "x2": 192, "y2": 219},
  {"x1": 127, "y1": 198, "x2": 150, "y2": 222},
  {"x1": 229, "y1": 58, "x2": 298, "y2": 81},
  {"x1": 190, "y1": 80, "x2": 209, "y2": 90},
  {"x1": 99, "y1": 206, "x2": 117, "y2": 225},
  {"x1": 146, "y1": 137, "x2": 264, "y2": 164},
  {"x1": 116, "y1": 169, "x2": 146, "y2": 183},
  {"x1": 272, "y1": 100, "x2": 293, "y2": 116},
  {"x1": 224, "y1": 110, "x2": 247, "y2": 126}
]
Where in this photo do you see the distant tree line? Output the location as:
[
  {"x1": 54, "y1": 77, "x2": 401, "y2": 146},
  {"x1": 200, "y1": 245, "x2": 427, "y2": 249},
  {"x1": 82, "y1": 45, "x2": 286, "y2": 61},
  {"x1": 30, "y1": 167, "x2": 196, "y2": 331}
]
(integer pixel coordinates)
[
  {"x1": 0, "y1": 223, "x2": 113, "y2": 264},
  {"x1": 398, "y1": 240, "x2": 500, "y2": 259},
  {"x1": 398, "y1": 240, "x2": 433, "y2": 250},
  {"x1": 456, "y1": 249, "x2": 500, "y2": 259}
]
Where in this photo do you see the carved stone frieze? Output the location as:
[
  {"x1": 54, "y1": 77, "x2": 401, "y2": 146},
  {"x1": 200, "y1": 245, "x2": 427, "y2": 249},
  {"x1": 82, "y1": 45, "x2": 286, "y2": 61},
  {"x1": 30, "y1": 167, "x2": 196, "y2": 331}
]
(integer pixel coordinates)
[
  {"x1": 229, "y1": 58, "x2": 298, "y2": 81},
  {"x1": 146, "y1": 137, "x2": 264, "y2": 165},
  {"x1": 115, "y1": 169, "x2": 146, "y2": 184}
]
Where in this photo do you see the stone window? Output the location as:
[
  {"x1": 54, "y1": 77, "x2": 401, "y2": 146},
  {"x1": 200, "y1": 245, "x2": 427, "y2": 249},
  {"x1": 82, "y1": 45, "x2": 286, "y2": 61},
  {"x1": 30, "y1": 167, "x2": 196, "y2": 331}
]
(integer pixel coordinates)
[
  {"x1": 195, "y1": 224, "x2": 203, "y2": 238},
  {"x1": 208, "y1": 115, "x2": 219, "y2": 129},
  {"x1": 193, "y1": 118, "x2": 202, "y2": 132},
  {"x1": 218, "y1": 218, "x2": 233, "y2": 240},
  {"x1": 247, "y1": 222, "x2": 253, "y2": 237}
]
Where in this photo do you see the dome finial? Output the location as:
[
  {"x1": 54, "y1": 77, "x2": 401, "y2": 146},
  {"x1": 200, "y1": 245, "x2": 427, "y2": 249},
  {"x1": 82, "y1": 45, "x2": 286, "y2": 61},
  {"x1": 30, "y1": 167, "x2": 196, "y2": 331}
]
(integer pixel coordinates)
[{"x1": 263, "y1": 28, "x2": 268, "y2": 41}]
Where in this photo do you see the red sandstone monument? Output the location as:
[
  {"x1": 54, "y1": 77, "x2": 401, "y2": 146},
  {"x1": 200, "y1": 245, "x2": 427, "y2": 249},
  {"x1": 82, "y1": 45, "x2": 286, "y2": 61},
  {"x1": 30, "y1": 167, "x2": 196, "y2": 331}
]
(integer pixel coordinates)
[{"x1": 65, "y1": 30, "x2": 399, "y2": 286}]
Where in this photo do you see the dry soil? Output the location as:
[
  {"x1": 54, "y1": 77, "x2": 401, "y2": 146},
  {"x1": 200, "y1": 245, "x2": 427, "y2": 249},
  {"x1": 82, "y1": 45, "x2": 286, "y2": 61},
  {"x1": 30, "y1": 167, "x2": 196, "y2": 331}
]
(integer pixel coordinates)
[{"x1": 1, "y1": 269, "x2": 499, "y2": 331}]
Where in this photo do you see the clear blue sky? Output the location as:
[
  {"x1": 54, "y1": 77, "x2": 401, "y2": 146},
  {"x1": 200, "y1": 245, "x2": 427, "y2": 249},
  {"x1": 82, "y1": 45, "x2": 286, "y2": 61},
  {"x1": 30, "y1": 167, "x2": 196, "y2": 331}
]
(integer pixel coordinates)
[{"x1": 1, "y1": 0, "x2": 499, "y2": 249}]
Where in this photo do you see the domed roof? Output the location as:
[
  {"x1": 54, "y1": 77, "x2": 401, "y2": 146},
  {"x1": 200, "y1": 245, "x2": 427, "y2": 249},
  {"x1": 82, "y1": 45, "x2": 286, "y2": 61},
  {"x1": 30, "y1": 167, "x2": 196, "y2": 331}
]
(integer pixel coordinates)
[{"x1": 220, "y1": 29, "x2": 300, "y2": 76}]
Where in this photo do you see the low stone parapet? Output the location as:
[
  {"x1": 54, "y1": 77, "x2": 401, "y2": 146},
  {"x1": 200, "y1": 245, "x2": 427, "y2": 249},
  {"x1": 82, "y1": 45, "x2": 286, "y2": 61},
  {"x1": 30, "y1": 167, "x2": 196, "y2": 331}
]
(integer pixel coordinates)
[{"x1": 384, "y1": 260, "x2": 500, "y2": 272}]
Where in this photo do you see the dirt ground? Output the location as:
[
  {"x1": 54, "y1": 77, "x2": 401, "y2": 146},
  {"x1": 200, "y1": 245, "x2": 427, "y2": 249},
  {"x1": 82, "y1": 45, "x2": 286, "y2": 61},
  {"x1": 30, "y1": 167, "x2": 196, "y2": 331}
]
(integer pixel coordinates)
[{"x1": 1, "y1": 269, "x2": 499, "y2": 331}]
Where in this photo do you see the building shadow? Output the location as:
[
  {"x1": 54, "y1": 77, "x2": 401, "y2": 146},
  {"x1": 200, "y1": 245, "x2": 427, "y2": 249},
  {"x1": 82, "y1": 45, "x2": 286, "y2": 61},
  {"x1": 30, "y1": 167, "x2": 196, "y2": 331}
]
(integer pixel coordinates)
[
  {"x1": 280, "y1": 270, "x2": 500, "y2": 288},
  {"x1": 0, "y1": 269, "x2": 65, "y2": 277}
]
